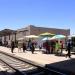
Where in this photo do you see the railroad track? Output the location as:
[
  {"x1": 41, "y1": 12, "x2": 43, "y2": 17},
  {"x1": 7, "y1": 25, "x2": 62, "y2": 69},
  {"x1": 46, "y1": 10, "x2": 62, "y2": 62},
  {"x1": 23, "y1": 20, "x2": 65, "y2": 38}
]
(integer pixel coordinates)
[{"x1": 0, "y1": 51, "x2": 67, "y2": 75}]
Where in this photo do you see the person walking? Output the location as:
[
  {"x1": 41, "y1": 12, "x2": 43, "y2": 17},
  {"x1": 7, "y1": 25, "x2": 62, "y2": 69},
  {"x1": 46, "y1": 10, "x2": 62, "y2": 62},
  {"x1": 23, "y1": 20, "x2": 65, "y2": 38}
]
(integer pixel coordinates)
[
  {"x1": 22, "y1": 42, "x2": 26, "y2": 52},
  {"x1": 66, "y1": 39, "x2": 72, "y2": 58},
  {"x1": 30, "y1": 43, "x2": 35, "y2": 54},
  {"x1": 11, "y1": 41, "x2": 15, "y2": 53}
]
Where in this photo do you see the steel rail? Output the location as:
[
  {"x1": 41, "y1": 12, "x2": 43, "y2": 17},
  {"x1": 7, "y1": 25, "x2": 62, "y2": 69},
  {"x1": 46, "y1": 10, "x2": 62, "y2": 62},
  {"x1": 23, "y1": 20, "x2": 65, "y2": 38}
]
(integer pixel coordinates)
[
  {"x1": 0, "y1": 58, "x2": 25, "y2": 75},
  {"x1": 0, "y1": 51, "x2": 67, "y2": 75}
]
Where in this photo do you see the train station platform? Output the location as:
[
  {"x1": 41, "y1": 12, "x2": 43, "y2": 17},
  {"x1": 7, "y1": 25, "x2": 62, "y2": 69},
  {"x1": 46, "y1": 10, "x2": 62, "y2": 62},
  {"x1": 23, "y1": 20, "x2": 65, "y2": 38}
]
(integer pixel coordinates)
[
  {"x1": 0, "y1": 46, "x2": 75, "y2": 74},
  {"x1": 0, "y1": 46, "x2": 70, "y2": 65}
]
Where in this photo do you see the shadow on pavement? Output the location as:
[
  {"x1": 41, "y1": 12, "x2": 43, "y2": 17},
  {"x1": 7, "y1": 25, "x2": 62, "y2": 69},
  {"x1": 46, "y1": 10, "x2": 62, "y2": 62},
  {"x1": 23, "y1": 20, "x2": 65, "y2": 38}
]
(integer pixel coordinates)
[
  {"x1": 55, "y1": 53, "x2": 66, "y2": 57},
  {"x1": 45, "y1": 58, "x2": 75, "y2": 75},
  {"x1": 0, "y1": 71, "x2": 15, "y2": 75}
]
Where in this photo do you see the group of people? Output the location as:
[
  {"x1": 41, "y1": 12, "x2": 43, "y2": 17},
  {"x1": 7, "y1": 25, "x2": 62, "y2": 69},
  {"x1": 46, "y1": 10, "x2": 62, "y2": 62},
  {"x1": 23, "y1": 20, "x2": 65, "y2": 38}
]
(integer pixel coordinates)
[
  {"x1": 1, "y1": 38, "x2": 73, "y2": 58},
  {"x1": 42, "y1": 39, "x2": 73, "y2": 58},
  {"x1": 11, "y1": 39, "x2": 36, "y2": 54},
  {"x1": 43, "y1": 40, "x2": 63, "y2": 54}
]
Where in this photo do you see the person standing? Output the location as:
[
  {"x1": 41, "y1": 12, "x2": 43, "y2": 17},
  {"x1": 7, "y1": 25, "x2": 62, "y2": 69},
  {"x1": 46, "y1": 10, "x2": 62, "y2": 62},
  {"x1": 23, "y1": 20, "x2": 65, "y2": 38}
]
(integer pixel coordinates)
[
  {"x1": 18, "y1": 42, "x2": 22, "y2": 52},
  {"x1": 60, "y1": 41, "x2": 63, "y2": 55},
  {"x1": 45, "y1": 40, "x2": 50, "y2": 54},
  {"x1": 55, "y1": 41, "x2": 60, "y2": 55},
  {"x1": 28, "y1": 39, "x2": 31, "y2": 49},
  {"x1": 11, "y1": 41, "x2": 15, "y2": 53},
  {"x1": 51, "y1": 40, "x2": 55, "y2": 54}
]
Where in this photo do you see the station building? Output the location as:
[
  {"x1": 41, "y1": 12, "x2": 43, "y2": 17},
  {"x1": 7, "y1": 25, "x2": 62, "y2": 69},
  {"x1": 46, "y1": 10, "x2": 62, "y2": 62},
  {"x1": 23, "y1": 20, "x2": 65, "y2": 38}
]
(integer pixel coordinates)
[
  {"x1": 16, "y1": 25, "x2": 70, "y2": 38},
  {"x1": 0, "y1": 25, "x2": 70, "y2": 45}
]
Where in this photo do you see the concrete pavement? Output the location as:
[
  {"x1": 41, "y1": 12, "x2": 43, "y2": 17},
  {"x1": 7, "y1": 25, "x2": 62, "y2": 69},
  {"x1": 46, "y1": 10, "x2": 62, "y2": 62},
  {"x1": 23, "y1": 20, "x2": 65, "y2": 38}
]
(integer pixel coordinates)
[
  {"x1": 0, "y1": 46, "x2": 75, "y2": 74},
  {"x1": 0, "y1": 46, "x2": 74, "y2": 66}
]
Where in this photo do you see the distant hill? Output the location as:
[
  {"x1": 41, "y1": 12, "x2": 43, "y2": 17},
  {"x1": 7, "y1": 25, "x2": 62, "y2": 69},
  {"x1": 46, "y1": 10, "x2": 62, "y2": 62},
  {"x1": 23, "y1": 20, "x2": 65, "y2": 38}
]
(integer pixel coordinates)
[{"x1": 0, "y1": 29, "x2": 16, "y2": 36}]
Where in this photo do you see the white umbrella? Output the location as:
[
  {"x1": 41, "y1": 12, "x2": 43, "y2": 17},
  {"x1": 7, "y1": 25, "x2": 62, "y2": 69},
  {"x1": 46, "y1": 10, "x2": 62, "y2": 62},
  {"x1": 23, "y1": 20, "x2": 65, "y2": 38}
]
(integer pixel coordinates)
[
  {"x1": 50, "y1": 35, "x2": 66, "y2": 40},
  {"x1": 42, "y1": 37, "x2": 50, "y2": 41},
  {"x1": 39, "y1": 32, "x2": 55, "y2": 37},
  {"x1": 24, "y1": 35, "x2": 39, "y2": 38},
  {"x1": 18, "y1": 37, "x2": 24, "y2": 40}
]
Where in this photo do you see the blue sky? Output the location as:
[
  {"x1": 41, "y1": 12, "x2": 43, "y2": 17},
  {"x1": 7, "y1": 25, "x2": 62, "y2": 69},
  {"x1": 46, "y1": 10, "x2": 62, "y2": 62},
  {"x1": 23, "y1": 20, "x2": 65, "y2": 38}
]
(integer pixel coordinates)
[{"x1": 0, "y1": 0, "x2": 75, "y2": 34}]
